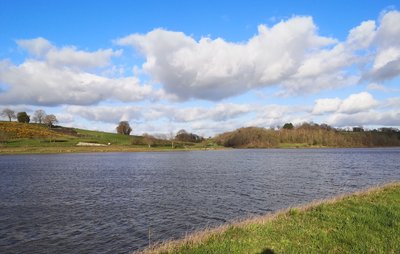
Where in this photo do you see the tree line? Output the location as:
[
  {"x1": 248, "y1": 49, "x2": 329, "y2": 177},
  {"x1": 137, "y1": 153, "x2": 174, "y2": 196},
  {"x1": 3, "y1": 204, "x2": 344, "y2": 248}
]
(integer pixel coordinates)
[
  {"x1": 1, "y1": 108, "x2": 58, "y2": 127},
  {"x1": 4, "y1": 108, "x2": 398, "y2": 148},
  {"x1": 215, "y1": 122, "x2": 400, "y2": 148},
  {"x1": 115, "y1": 121, "x2": 204, "y2": 142}
]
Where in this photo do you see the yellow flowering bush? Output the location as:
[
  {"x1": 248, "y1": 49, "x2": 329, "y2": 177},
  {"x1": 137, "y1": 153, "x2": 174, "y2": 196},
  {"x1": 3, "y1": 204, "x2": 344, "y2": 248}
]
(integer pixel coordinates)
[{"x1": 0, "y1": 122, "x2": 63, "y2": 139}]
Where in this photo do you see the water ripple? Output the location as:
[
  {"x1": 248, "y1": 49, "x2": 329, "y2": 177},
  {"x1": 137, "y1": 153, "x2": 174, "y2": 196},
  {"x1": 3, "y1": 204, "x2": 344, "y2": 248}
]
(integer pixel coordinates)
[{"x1": 0, "y1": 148, "x2": 399, "y2": 253}]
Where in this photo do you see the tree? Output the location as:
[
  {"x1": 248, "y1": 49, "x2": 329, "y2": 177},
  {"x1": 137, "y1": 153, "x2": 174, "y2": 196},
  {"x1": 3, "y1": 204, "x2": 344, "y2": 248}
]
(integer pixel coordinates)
[
  {"x1": 143, "y1": 133, "x2": 156, "y2": 148},
  {"x1": 353, "y1": 127, "x2": 364, "y2": 132},
  {"x1": 175, "y1": 129, "x2": 204, "y2": 143},
  {"x1": 32, "y1": 109, "x2": 46, "y2": 124},
  {"x1": 282, "y1": 123, "x2": 294, "y2": 130},
  {"x1": 116, "y1": 121, "x2": 132, "y2": 135},
  {"x1": 17, "y1": 112, "x2": 30, "y2": 123},
  {"x1": 169, "y1": 131, "x2": 175, "y2": 148},
  {"x1": 43, "y1": 114, "x2": 58, "y2": 127},
  {"x1": 1, "y1": 108, "x2": 16, "y2": 121}
]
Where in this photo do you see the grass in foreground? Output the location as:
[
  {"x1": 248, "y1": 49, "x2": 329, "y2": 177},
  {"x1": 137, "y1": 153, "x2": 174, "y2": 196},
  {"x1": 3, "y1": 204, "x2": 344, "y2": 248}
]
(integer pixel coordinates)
[{"x1": 141, "y1": 182, "x2": 400, "y2": 254}]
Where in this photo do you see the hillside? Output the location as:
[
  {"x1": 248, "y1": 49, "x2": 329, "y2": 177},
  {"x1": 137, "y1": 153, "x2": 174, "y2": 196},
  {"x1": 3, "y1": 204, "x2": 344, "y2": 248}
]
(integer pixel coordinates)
[
  {"x1": 0, "y1": 122, "x2": 215, "y2": 154},
  {"x1": 215, "y1": 125, "x2": 400, "y2": 148},
  {"x1": 1, "y1": 121, "x2": 400, "y2": 154}
]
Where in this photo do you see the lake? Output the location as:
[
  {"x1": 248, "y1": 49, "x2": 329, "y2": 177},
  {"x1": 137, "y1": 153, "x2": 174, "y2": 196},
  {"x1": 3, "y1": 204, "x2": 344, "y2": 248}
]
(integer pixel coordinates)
[{"x1": 1, "y1": 148, "x2": 399, "y2": 253}]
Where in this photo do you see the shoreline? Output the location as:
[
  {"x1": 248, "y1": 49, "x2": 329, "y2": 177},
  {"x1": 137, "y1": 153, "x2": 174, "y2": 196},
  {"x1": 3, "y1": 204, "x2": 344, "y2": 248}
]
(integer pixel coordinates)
[
  {"x1": 1, "y1": 145, "x2": 399, "y2": 155},
  {"x1": 137, "y1": 181, "x2": 400, "y2": 253},
  {"x1": 0, "y1": 146, "x2": 230, "y2": 155}
]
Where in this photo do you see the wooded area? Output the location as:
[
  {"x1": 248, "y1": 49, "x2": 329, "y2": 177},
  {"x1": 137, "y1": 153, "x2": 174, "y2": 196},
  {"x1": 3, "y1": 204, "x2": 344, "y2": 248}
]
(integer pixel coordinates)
[{"x1": 215, "y1": 123, "x2": 400, "y2": 148}]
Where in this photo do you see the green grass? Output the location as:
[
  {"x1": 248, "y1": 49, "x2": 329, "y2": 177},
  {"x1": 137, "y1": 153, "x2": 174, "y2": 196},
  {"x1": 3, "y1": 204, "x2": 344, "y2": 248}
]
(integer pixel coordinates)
[
  {"x1": 74, "y1": 128, "x2": 139, "y2": 146},
  {"x1": 142, "y1": 182, "x2": 400, "y2": 254},
  {"x1": 0, "y1": 122, "x2": 222, "y2": 154}
]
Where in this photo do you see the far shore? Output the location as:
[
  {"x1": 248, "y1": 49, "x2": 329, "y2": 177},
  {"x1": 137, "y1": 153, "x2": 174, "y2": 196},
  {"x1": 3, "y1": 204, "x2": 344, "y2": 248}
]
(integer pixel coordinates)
[
  {"x1": 0, "y1": 146, "x2": 230, "y2": 155},
  {"x1": 1, "y1": 145, "x2": 400, "y2": 155}
]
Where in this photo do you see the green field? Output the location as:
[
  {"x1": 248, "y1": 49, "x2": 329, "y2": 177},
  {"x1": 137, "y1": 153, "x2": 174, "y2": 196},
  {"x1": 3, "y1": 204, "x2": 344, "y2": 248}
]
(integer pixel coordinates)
[
  {"x1": 0, "y1": 122, "x2": 220, "y2": 154},
  {"x1": 141, "y1": 182, "x2": 400, "y2": 254}
]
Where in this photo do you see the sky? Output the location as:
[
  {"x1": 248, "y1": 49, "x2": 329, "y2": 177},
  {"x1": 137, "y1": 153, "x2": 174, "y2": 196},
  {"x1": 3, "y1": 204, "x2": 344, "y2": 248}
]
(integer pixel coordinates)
[{"x1": 1, "y1": 0, "x2": 400, "y2": 137}]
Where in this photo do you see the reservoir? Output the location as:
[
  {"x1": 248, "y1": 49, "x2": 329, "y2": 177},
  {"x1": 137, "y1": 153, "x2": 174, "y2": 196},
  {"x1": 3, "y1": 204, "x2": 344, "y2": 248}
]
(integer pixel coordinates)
[{"x1": 1, "y1": 148, "x2": 399, "y2": 253}]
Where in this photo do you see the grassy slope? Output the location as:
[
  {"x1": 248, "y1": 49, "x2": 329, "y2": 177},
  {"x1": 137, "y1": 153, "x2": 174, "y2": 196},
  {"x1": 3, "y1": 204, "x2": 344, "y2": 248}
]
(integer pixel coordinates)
[
  {"x1": 0, "y1": 122, "x2": 218, "y2": 154},
  {"x1": 142, "y1": 182, "x2": 400, "y2": 254},
  {"x1": 0, "y1": 122, "x2": 133, "y2": 148}
]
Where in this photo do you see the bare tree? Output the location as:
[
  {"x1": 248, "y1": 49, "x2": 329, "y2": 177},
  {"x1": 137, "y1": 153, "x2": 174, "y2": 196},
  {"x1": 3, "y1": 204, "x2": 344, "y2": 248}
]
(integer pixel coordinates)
[
  {"x1": 43, "y1": 114, "x2": 58, "y2": 127},
  {"x1": 32, "y1": 109, "x2": 46, "y2": 124},
  {"x1": 116, "y1": 121, "x2": 132, "y2": 135},
  {"x1": 143, "y1": 133, "x2": 156, "y2": 148},
  {"x1": 1, "y1": 108, "x2": 16, "y2": 121},
  {"x1": 169, "y1": 131, "x2": 175, "y2": 148}
]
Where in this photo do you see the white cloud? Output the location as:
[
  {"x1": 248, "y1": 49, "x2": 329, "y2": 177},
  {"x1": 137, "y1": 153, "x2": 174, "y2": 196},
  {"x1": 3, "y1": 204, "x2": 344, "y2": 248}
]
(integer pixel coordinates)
[
  {"x1": 46, "y1": 47, "x2": 122, "y2": 69},
  {"x1": 382, "y1": 97, "x2": 400, "y2": 108},
  {"x1": 117, "y1": 17, "x2": 341, "y2": 100},
  {"x1": 17, "y1": 37, "x2": 53, "y2": 56},
  {"x1": 346, "y1": 20, "x2": 376, "y2": 49},
  {"x1": 311, "y1": 92, "x2": 400, "y2": 128},
  {"x1": 66, "y1": 105, "x2": 142, "y2": 123},
  {"x1": 17, "y1": 37, "x2": 122, "y2": 69},
  {"x1": 66, "y1": 102, "x2": 252, "y2": 125},
  {"x1": 115, "y1": 11, "x2": 400, "y2": 101},
  {"x1": 367, "y1": 11, "x2": 400, "y2": 81},
  {"x1": 338, "y1": 92, "x2": 378, "y2": 114},
  {"x1": 172, "y1": 103, "x2": 251, "y2": 122},
  {"x1": 366, "y1": 83, "x2": 387, "y2": 91},
  {"x1": 327, "y1": 111, "x2": 400, "y2": 127},
  {"x1": 312, "y1": 92, "x2": 378, "y2": 116},
  {"x1": 0, "y1": 60, "x2": 159, "y2": 106},
  {"x1": 312, "y1": 98, "x2": 341, "y2": 115}
]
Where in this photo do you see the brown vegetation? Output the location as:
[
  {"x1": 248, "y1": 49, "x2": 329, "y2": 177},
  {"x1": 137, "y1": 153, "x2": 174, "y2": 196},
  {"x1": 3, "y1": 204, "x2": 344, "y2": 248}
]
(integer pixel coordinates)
[
  {"x1": 0, "y1": 121, "x2": 64, "y2": 139},
  {"x1": 215, "y1": 123, "x2": 400, "y2": 148}
]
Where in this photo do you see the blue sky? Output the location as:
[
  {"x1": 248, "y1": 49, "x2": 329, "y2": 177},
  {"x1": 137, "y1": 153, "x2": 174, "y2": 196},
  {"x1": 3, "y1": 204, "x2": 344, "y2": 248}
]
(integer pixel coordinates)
[{"x1": 1, "y1": 1, "x2": 400, "y2": 136}]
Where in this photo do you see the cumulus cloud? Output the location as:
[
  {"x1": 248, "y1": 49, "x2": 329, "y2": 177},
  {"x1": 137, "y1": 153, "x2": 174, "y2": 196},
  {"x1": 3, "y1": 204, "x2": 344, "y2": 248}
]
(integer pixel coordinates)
[
  {"x1": 117, "y1": 17, "x2": 342, "y2": 100},
  {"x1": 115, "y1": 11, "x2": 400, "y2": 101},
  {"x1": 17, "y1": 37, "x2": 122, "y2": 69},
  {"x1": 327, "y1": 111, "x2": 400, "y2": 127},
  {"x1": 17, "y1": 37, "x2": 53, "y2": 56},
  {"x1": 367, "y1": 11, "x2": 400, "y2": 81},
  {"x1": 0, "y1": 38, "x2": 162, "y2": 106},
  {"x1": 346, "y1": 20, "x2": 376, "y2": 49},
  {"x1": 338, "y1": 92, "x2": 378, "y2": 114},
  {"x1": 312, "y1": 98, "x2": 342, "y2": 115},
  {"x1": 312, "y1": 92, "x2": 378, "y2": 115},
  {"x1": 0, "y1": 60, "x2": 158, "y2": 106},
  {"x1": 311, "y1": 92, "x2": 400, "y2": 127}
]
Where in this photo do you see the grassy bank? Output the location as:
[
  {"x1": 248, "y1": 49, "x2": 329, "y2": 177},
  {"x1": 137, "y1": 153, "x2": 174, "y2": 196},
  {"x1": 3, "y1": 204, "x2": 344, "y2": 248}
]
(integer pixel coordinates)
[{"x1": 140, "y1": 182, "x2": 400, "y2": 253}]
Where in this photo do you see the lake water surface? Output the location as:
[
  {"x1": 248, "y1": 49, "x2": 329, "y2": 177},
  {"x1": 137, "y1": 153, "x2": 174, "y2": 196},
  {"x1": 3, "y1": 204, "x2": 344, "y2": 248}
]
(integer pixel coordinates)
[{"x1": 1, "y1": 148, "x2": 399, "y2": 253}]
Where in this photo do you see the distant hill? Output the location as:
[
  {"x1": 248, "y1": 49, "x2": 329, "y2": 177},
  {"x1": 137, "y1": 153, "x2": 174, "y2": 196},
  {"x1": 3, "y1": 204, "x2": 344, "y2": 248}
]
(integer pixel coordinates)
[
  {"x1": 0, "y1": 121, "x2": 213, "y2": 152},
  {"x1": 2, "y1": 121, "x2": 399, "y2": 153},
  {"x1": 215, "y1": 125, "x2": 400, "y2": 148},
  {"x1": 0, "y1": 121, "x2": 150, "y2": 147}
]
